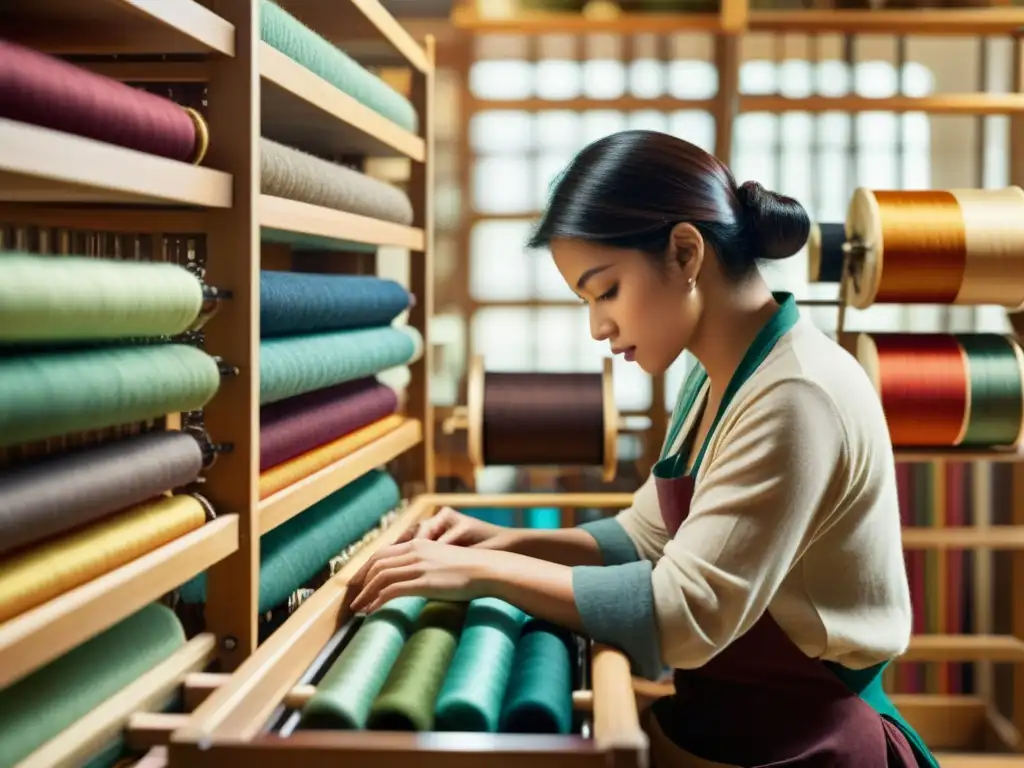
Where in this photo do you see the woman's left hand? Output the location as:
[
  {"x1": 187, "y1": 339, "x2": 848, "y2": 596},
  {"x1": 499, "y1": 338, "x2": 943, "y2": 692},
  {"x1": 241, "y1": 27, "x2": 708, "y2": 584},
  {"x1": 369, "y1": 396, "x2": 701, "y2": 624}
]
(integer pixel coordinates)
[{"x1": 348, "y1": 539, "x2": 504, "y2": 614}]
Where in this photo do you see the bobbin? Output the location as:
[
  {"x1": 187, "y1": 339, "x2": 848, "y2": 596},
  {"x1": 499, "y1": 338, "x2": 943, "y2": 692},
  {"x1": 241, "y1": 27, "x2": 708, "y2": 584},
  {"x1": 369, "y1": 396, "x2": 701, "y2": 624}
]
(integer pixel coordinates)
[
  {"x1": 442, "y1": 355, "x2": 620, "y2": 482},
  {"x1": 843, "y1": 186, "x2": 1024, "y2": 310}
]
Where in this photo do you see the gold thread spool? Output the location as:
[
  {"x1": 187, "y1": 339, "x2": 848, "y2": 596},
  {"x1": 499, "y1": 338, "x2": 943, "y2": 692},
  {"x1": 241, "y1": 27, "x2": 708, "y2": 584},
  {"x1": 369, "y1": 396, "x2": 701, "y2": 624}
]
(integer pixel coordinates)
[
  {"x1": 444, "y1": 355, "x2": 620, "y2": 483},
  {"x1": 844, "y1": 186, "x2": 1024, "y2": 310},
  {"x1": 0, "y1": 494, "x2": 209, "y2": 623}
]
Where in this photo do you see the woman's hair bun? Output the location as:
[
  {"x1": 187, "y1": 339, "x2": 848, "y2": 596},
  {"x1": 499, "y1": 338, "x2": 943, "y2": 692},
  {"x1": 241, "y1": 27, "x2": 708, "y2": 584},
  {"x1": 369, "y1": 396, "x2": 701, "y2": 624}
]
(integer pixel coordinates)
[{"x1": 736, "y1": 180, "x2": 811, "y2": 262}]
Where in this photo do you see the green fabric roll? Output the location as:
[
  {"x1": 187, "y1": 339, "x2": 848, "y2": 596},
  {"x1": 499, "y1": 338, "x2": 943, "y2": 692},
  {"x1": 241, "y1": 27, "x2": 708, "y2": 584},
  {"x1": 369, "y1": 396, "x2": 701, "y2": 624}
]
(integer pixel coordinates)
[
  {"x1": 260, "y1": 0, "x2": 418, "y2": 132},
  {"x1": 260, "y1": 326, "x2": 417, "y2": 405},
  {"x1": 435, "y1": 598, "x2": 527, "y2": 732},
  {"x1": 0, "y1": 344, "x2": 220, "y2": 447},
  {"x1": 0, "y1": 252, "x2": 204, "y2": 342},
  {"x1": 367, "y1": 601, "x2": 466, "y2": 731},
  {"x1": 300, "y1": 597, "x2": 426, "y2": 730},
  {"x1": 178, "y1": 470, "x2": 400, "y2": 612},
  {"x1": 0, "y1": 603, "x2": 185, "y2": 766},
  {"x1": 499, "y1": 619, "x2": 574, "y2": 735}
]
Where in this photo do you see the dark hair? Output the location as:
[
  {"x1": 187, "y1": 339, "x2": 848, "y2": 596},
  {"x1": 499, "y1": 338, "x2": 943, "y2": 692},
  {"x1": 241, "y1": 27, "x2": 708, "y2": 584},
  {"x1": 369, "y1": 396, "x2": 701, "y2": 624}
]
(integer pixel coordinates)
[{"x1": 527, "y1": 130, "x2": 810, "y2": 282}]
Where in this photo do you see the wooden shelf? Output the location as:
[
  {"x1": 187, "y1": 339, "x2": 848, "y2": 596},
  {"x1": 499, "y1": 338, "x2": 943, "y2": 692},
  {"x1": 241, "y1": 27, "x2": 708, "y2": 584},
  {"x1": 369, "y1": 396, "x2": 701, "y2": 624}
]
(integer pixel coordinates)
[
  {"x1": 894, "y1": 446, "x2": 1024, "y2": 463},
  {"x1": 259, "y1": 419, "x2": 423, "y2": 535},
  {"x1": 0, "y1": 119, "x2": 233, "y2": 207},
  {"x1": 276, "y1": 0, "x2": 430, "y2": 73},
  {"x1": 450, "y1": 4, "x2": 721, "y2": 33},
  {"x1": 0, "y1": 516, "x2": 238, "y2": 691},
  {"x1": 903, "y1": 634, "x2": 1024, "y2": 663},
  {"x1": 260, "y1": 195, "x2": 425, "y2": 251},
  {"x1": 0, "y1": 0, "x2": 235, "y2": 56},
  {"x1": 260, "y1": 43, "x2": 425, "y2": 162},
  {"x1": 748, "y1": 8, "x2": 1024, "y2": 36},
  {"x1": 741, "y1": 94, "x2": 1024, "y2": 115},
  {"x1": 902, "y1": 525, "x2": 1024, "y2": 550}
]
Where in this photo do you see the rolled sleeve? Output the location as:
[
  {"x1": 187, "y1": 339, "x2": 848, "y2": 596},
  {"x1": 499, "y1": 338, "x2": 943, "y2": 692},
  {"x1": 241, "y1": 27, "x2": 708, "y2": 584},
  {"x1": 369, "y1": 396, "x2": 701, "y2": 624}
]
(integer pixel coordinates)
[
  {"x1": 572, "y1": 560, "x2": 665, "y2": 680},
  {"x1": 577, "y1": 517, "x2": 640, "y2": 566}
]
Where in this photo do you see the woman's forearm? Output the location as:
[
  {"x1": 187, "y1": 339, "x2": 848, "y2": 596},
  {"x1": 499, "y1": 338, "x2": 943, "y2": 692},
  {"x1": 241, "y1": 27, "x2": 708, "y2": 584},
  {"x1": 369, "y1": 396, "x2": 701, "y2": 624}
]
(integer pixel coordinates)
[{"x1": 476, "y1": 526, "x2": 605, "y2": 567}]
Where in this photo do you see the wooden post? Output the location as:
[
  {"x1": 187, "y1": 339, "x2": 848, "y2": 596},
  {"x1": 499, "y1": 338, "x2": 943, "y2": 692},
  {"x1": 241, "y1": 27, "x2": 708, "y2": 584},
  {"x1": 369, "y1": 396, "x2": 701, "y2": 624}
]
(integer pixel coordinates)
[
  {"x1": 406, "y1": 35, "x2": 437, "y2": 495},
  {"x1": 200, "y1": 0, "x2": 261, "y2": 669}
]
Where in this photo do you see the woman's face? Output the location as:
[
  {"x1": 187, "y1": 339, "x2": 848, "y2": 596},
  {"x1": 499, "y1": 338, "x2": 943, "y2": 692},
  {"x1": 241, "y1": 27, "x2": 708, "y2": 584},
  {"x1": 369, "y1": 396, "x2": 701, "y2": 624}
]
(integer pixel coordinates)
[{"x1": 551, "y1": 237, "x2": 699, "y2": 375}]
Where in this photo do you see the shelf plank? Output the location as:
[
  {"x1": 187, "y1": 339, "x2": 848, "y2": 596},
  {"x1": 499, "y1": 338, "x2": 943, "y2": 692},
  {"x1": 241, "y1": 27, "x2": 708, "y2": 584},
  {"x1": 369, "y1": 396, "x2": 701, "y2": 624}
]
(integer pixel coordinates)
[
  {"x1": 902, "y1": 634, "x2": 1024, "y2": 663},
  {"x1": 0, "y1": 516, "x2": 238, "y2": 690},
  {"x1": 277, "y1": 0, "x2": 430, "y2": 73},
  {"x1": 894, "y1": 446, "x2": 1024, "y2": 463},
  {"x1": 742, "y1": 94, "x2": 1024, "y2": 115},
  {"x1": 0, "y1": 0, "x2": 235, "y2": 55},
  {"x1": 450, "y1": 5, "x2": 721, "y2": 33},
  {"x1": 260, "y1": 43, "x2": 425, "y2": 162},
  {"x1": 259, "y1": 418, "x2": 423, "y2": 534},
  {"x1": 0, "y1": 119, "x2": 233, "y2": 207},
  {"x1": 260, "y1": 195, "x2": 425, "y2": 251},
  {"x1": 902, "y1": 525, "x2": 1024, "y2": 550},
  {"x1": 749, "y1": 8, "x2": 1024, "y2": 35}
]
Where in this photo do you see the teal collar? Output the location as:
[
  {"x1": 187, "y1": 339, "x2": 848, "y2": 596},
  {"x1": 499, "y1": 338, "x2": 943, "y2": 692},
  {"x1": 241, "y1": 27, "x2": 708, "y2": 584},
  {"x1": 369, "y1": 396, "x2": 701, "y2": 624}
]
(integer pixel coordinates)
[{"x1": 655, "y1": 292, "x2": 800, "y2": 479}]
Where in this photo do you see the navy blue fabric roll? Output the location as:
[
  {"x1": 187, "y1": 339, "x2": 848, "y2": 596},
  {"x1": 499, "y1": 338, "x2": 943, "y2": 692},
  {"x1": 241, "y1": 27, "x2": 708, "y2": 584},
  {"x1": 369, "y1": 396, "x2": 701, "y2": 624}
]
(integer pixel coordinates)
[{"x1": 260, "y1": 271, "x2": 411, "y2": 338}]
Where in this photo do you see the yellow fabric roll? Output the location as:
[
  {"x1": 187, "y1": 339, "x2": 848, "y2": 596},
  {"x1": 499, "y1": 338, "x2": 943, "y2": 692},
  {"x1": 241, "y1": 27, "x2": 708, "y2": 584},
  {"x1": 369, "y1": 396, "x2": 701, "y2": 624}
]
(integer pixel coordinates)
[
  {"x1": 0, "y1": 495, "x2": 207, "y2": 623},
  {"x1": 259, "y1": 414, "x2": 406, "y2": 499}
]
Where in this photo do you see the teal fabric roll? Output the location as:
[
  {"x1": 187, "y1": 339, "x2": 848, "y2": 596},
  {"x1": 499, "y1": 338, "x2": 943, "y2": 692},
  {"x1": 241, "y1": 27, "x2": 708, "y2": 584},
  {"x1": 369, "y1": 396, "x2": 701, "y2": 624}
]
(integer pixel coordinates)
[
  {"x1": 0, "y1": 603, "x2": 184, "y2": 766},
  {"x1": 499, "y1": 619, "x2": 575, "y2": 735},
  {"x1": 435, "y1": 598, "x2": 528, "y2": 732},
  {"x1": 260, "y1": 0, "x2": 418, "y2": 132},
  {"x1": 178, "y1": 470, "x2": 400, "y2": 612},
  {"x1": 260, "y1": 326, "x2": 418, "y2": 405}
]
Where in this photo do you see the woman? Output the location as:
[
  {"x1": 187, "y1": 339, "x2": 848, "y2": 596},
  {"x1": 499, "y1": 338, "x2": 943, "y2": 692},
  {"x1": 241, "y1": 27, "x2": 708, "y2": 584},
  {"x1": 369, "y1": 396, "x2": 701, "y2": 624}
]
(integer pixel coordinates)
[{"x1": 351, "y1": 130, "x2": 937, "y2": 768}]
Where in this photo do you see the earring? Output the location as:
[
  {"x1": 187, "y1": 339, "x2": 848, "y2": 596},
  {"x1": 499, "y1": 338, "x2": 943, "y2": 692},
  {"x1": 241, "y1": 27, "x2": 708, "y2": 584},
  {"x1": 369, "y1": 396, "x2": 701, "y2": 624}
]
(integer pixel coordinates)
[{"x1": 687, "y1": 278, "x2": 695, "y2": 291}]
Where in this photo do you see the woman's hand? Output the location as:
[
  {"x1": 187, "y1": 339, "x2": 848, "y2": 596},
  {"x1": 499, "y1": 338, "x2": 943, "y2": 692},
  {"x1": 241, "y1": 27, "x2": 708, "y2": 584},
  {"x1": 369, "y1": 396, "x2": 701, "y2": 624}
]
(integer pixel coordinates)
[
  {"x1": 399, "y1": 506, "x2": 506, "y2": 548},
  {"x1": 348, "y1": 539, "x2": 501, "y2": 613},
  {"x1": 347, "y1": 538, "x2": 586, "y2": 636}
]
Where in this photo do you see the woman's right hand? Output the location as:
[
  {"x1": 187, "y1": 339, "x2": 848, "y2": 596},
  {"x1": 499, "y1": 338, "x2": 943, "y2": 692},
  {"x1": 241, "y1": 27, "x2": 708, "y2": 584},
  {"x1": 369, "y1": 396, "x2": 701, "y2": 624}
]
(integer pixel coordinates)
[{"x1": 403, "y1": 506, "x2": 507, "y2": 548}]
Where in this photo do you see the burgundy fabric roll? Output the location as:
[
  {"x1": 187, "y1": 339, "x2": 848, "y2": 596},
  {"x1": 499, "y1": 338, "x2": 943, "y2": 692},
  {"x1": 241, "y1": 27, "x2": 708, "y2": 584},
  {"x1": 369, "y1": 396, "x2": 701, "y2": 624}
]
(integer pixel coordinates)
[{"x1": 259, "y1": 378, "x2": 399, "y2": 471}]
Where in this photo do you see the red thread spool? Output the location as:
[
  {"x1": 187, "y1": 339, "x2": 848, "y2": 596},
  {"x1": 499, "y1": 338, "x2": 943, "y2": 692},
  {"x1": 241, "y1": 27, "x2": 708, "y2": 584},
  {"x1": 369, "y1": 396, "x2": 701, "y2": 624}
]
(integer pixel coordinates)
[
  {"x1": 857, "y1": 333, "x2": 968, "y2": 446},
  {"x1": 0, "y1": 39, "x2": 207, "y2": 163}
]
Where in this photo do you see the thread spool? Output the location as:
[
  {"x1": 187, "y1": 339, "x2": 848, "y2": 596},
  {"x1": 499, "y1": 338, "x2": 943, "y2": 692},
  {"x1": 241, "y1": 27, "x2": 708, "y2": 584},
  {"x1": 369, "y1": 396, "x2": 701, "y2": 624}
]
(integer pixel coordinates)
[
  {"x1": 843, "y1": 187, "x2": 1024, "y2": 310},
  {"x1": 856, "y1": 332, "x2": 1024, "y2": 448},
  {"x1": 806, "y1": 223, "x2": 846, "y2": 284},
  {"x1": 0, "y1": 40, "x2": 209, "y2": 164},
  {"x1": 442, "y1": 355, "x2": 619, "y2": 482}
]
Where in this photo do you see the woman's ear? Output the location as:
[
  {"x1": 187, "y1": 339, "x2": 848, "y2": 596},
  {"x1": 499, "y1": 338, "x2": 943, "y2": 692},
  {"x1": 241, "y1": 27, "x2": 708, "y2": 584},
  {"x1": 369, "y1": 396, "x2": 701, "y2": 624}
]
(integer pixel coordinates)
[{"x1": 668, "y1": 222, "x2": 704, "y2": 287}]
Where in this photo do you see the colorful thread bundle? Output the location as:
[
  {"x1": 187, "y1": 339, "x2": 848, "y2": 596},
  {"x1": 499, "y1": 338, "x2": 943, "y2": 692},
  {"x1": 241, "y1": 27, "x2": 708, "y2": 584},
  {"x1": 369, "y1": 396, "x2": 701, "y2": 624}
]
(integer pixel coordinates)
[
  {"x1": 856, "y1": 332, "x2": 1024, "y2": 448},
  {"x1": 0, "y1": 39, "x2": 208, "y2": 164},
  {"x1": 299, "y1": 597, "x2": 575, "y2": 735},
  {"x1": 0, "y1": 343, "x2": 221, "y2": 447},
  {"x1": 0, "y1": 430, "x2": 205, "y2": 556},
  {"x1": 0, "y1": 603, "x2": 185, "y2": 766},
  {"x1": 260, "y1": 378, "x2": 400, "y2": 471},
  {"x1": 844, "y1": 187, "x2": 1024, "y2": 309},
  {"x1": 261, "y1": 139, "x2": 415, "y2": 227},
  {"x1": 0, "y1": 493, "x2": 211, "y2": 624},
  {"x1": 260, "y1": 0, "x2": 419, "y2": 133},
  {"x1": 180, "y1": 469, "x2": 401, "y2": 614},
  {"x1": 0, "y1": 253, "x2": 207, "y2": 342}
]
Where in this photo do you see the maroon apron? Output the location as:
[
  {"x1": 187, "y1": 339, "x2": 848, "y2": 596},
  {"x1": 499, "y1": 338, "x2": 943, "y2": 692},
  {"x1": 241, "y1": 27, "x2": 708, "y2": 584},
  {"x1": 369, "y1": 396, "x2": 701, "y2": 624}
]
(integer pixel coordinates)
[{"x1": 648, "y1": 293, "x2": 936, "y2": 768}]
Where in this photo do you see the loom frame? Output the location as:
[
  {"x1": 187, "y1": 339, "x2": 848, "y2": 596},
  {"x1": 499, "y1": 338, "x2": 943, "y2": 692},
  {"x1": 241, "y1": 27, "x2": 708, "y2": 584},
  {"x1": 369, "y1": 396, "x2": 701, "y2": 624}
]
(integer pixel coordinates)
[{"x1": 168, "y1": 493, "x2": 649, "y2": 768}]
